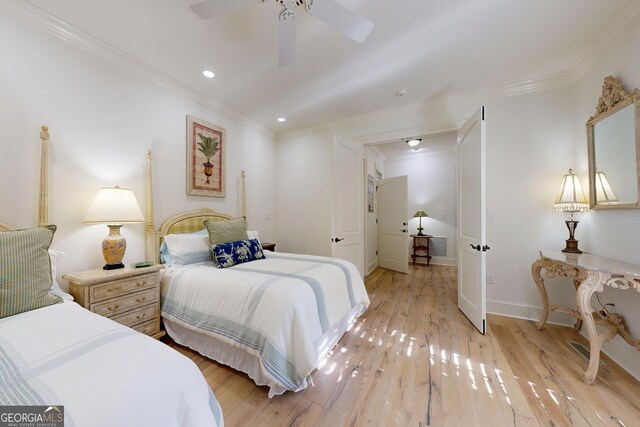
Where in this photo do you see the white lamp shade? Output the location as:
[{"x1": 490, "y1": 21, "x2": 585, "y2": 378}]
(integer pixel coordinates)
[
  {"x1": 594, "y1": 171, "x2": 619, "y2": 204},
  {"x1": 84, "y1": 186, "x2": 145, "y2": 224},
  {"x1": 553, "y1": 169, "x2": 588, "y2": 212}
]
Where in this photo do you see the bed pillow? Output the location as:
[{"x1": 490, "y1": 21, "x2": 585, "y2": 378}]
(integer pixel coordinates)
[
  {"x1": 0, "y1": 225, "x2": 63, "y2": 318},
  {"x1": 204, "y1": 218, "x2": 248, "y2": 245},
  {"x1": 48, "y1": 249, "x2": 73, "y2": 301},
  {"x1": 163, "y1": 230, "x2": 212, "y2": 266},
  {"x1": 247, "y1": 230, "x2": 260, "y2": 242},
  {"x1": 211, "y1": 238, "x2": 264, "y2": 268}
]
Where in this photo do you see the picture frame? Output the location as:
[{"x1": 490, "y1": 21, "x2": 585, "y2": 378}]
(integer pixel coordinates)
[
  {"x1": 374, "y1": 163, "x2": 383, "y2": 180},
  {"x1": 186, "y1": 115, "x2": 226, "y2": 197},
  {"x1": 367, "y1": 174, "x2": 375, "y2": 212}
]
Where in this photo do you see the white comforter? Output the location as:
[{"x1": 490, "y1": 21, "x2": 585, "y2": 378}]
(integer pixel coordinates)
[
  {"x1": 0, "y1": 300, "x2": 223, "y2": 427},
  {"x1": 161, "y1": 251, "x2": 369, "y2": 397}
]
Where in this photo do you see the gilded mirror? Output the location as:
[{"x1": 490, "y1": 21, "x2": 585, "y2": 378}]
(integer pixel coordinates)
[{"x1": 586, "y1": 76, "x2": 640, "y2": 209}]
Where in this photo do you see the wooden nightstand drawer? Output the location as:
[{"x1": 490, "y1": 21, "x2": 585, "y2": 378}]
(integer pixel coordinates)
[
  {"x1": 110, "y1": 304, "x2": 157, "y2": 328},
  {"x1": 63, "y1": 265, "x2": 165, "y2": 339},
  {"x1": 90, "y1": 273, "x2": 157, "y2": 302},
  {"x1": 133, "y1": 319, "x2": 159, "y2": 336},
  {"x1": 91, "y1": 288, "x2": 157, "y2": 318}
]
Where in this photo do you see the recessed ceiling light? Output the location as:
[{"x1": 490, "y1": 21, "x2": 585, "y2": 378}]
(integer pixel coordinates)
[
  {"x1": 395, "y1": 89, "x2": 408, "y2": 97},
  {"x1": 202, "y1": 70, "x2": 215, "y2": 79},
  {"x1": 277, "y1": 117, "x2": 286, "y2": 122},
  {"x1": 406, "y1": 138, "x2": 421, "y2": 147}
]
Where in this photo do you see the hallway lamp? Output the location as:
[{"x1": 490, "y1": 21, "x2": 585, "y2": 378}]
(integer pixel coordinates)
[
  {"x1": 413, "y1": 210, "x2": 429, "y2": 236},
  {"x1": 553, "y1": 169, "x2": 588, "y2": 254},
  {"x1": 84, "y1": 186, "x2": 145, "y2": 270}
]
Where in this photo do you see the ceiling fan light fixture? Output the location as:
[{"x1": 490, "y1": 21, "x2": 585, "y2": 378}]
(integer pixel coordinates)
[{"x1": 406, "y1": 138, "x2": 421, "y2": 147}]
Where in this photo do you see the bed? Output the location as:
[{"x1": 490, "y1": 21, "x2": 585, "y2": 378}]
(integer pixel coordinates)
[
  {"x1": 0, "y1": 127, "x2": 223, "y2": 427},
  {"x1": 146, "y1": 171, "x2": 370, "y2": 397}
]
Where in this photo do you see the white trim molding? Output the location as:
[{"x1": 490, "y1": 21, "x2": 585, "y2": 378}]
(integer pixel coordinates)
[{"x1": 487, "y1": 298, "x2": 573, "y2": 327}]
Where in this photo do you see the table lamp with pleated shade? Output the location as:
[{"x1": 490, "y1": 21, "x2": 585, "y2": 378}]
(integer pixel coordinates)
[{"x1": 84, "y1": 186, "x2": 144, "y2": 270}]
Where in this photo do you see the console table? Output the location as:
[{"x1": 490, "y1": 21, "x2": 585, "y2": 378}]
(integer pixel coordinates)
[
  {"x1": 410, "y1": 234, "x2": 432, "y2": 266},
  {"x1": 531, "y1": 251, "x2": 640, "y2": 384}
]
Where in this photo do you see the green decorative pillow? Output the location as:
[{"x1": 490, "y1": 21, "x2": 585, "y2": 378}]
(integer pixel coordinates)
[
  {"x1": 204, "y1": 218, "x2": 248, "y2": 246},
  {"x1": 0, "y1": 225, "x2": 62, "y2": 318}
]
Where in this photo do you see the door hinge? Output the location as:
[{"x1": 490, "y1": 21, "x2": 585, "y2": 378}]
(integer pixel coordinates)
[
  {"x1": 481, "y1": 106, "x2": 485, "y2": 121},
  {"x1": 376, "y1": 250, "x2": 378, "y2": 255},
  {"x1": 376, "y1": 218, "x2": 378, "y2": 223}
]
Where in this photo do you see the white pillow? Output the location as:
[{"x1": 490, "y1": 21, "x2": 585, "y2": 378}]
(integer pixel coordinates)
[
  {"x1": 247, "y1": 230, "x2": 260, "y2": 242},
  {"x1": 163, "y1": 231, "x2": 212, "y2": 266},
  {"x1": 48, "y1": 250, "x2": 74, "y2": 301}
]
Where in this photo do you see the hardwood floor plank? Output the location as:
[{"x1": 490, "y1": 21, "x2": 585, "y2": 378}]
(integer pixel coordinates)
[{"x1": 162, "y1": 264, "x2": 640, "y2": 427}]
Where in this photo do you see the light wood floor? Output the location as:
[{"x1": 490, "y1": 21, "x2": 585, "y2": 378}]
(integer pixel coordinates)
[{"x1": 167, "y1": 265, "x2": 640, "y2": 426}]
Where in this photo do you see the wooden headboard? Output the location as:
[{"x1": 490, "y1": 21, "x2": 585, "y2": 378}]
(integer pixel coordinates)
[
  {"x1": 144, "y1": 149, "x2": 246, "y2": 262},
  {"x1": 1, "y1": 125, "x2": 51, "y2": 230}
]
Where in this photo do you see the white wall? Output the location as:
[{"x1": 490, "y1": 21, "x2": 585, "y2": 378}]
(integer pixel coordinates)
[
  {"x1": 275, "y1": 132, "x2": 333, "y2": 256},
  {"x1": 364, "y1": 146, "x2": 385, "y2": 274},
  {"x1": 384, "y1": 133, "x2": 458, "y2": 265},
  {"x1": 569, "y1": 20, "x2": 640, "y2": 379},
  {"x1": 0, "y1": 12, "x2": 276, "y2": 286}
]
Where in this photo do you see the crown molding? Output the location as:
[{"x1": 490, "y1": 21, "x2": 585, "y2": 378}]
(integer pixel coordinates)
[{"x1": 0, "y1": 0, "x2": 274, "y2": 137}]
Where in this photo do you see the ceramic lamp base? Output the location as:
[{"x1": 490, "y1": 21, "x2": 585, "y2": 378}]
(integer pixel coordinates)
[{"x1": 102, "y1": 224, "x2": 126, "y2": 270}]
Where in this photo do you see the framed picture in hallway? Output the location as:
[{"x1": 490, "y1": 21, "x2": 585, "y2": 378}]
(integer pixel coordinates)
[
  {"x1": 186, "y1": 115, "x2": 226, "y2": 197},
  {"x1": 368, "y1": 174, "x2": 375, "y2": 212},
  {"x1": 374, "y1": 163, "x2": 383, "y2": 180}
]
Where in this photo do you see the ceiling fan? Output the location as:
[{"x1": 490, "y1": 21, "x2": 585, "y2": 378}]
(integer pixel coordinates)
[{"x1": 190, "y1": 0, "x2": 374, "y2": 66}]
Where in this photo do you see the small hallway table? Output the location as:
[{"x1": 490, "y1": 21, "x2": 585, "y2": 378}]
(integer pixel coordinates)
[{"x1": 531, "y1": 251, "x2": 640, "y2": 384}]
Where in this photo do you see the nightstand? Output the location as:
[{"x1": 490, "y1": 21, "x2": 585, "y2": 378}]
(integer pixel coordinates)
[
  {"x1": 262, "y1": 242, "x2": 276, "y2": 251},
  {"x1": 63, "y1": 264, "x2": 165, "y2": 339}
]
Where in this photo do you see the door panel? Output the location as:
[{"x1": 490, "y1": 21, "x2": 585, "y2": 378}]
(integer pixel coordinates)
[
  {"x1": 457, "y1": 107, "x2": 486, "y2": 334},
  {"x1": 332, "y1": 135, "x2": 365, "y2": 277},
  {"x1": 377, "y1": 176, "x2": 408, "y2": 273}
]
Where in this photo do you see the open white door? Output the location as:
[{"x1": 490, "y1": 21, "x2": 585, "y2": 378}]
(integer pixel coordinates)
[
  {"x1": 332, "y1": 135, "x2": 365, "y2": 277},
  {"x1": 457, "y1": 107, "x2": 487, "y2": 334},
  {"x1": 377, "y1": 176, "x2": 409, "y2": 273}
]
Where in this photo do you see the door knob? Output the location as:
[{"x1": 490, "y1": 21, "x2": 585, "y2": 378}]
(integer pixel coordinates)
[
  {"x1": 470, "y1": 244, "x2": 481, "y2": 251},
  {"x1": 402, "y1": 229, "x2": 407, "y2": 233},
  {"x1": 332, "y1": 237, "x2": 344, "y2": 242}
]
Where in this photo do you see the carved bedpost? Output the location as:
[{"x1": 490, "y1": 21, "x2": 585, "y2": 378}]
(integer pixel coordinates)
[
  {"x1": 145, "y1": 150, "x2": 156, "y2": 262},
  {"x1": 241, "y1": 170, "x2": 247, "y2": 219},
  {"x1": 38, "y1": 125, "x2": 50, "y2": 226}
]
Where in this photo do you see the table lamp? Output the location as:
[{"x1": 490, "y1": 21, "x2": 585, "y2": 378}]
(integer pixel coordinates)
[
  {"x1": 553, "y1": 169, "x2": 588, "y2": 253},
  {"x1": 84, "y1": 186, "x2": 145, "y2": 270},
  {"x1": 413, "y1": 210, "x2": 429, "y2": 236}
]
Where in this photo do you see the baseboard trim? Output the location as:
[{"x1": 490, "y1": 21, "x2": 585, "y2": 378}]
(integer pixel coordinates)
[
  {"x1": 487, "y1": 298, "x2": 573, "y2": 327},
  {"x1": 413, "y1": 256, "x2": 456, "y2": 267}
]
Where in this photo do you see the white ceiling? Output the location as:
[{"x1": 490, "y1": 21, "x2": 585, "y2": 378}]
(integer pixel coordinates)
[{"x1": 24, "y1": 0, "x2": 637, "y2": 133}]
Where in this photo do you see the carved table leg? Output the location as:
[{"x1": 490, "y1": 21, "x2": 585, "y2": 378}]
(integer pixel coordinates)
[
  {"x1": 531, "y1": 259, "x2": 549, "y2": 329},
  {"x1": 576, "y1": 271, "x2": 604, "y2": 385},
  {"x1": 572, "y1": 278, "x2": 583, "y2": 332}
]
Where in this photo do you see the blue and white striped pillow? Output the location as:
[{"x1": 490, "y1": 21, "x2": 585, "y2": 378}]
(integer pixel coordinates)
[
  {"x1": 162, "y1": 230, "x2": 212, "y2": 266},
  {"x1": 211, "y1": 239, "x2": 264, "y2": 268}
]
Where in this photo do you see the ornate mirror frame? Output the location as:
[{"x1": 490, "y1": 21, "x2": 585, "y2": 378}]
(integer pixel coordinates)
[{"x1": 586, "y1": 76, "x2": 640, "y2": 209}]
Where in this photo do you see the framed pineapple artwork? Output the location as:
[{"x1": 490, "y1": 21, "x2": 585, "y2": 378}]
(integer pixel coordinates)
[{"x1": 186, "y1": 115, "x2": 226, "y2": 197}]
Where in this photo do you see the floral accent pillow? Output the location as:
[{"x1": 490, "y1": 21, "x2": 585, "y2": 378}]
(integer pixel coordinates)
[{"x1": 211, "y1": 239, "x2": 264, "y2": 268}]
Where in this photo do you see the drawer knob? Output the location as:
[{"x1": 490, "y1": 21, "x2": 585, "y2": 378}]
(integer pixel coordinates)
[
  {"x1": 135, "y1": 313, "x2": 147, "y2": 320},
  {"x1": 136, "y1": 297, "x2": 146, "y2": 304},
  {"x1": 137, "y1": 281, "x2": 146, "y2": 287},
  {"x1": 107, "y1": 304, "x2": 120, "y2": 311}
]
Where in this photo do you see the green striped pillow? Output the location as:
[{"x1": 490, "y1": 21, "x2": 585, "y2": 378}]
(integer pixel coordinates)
[{"x1": 0, "y1": 225, "x2": 62, "y2": 318}]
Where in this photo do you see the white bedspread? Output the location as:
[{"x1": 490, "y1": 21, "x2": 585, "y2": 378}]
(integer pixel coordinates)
[
  {"x1": 0, "y1": 300, "x2": 223, "y2": 427},
  {"x1": 161, "y1": 251, "x2": 370, "y2": 397}
]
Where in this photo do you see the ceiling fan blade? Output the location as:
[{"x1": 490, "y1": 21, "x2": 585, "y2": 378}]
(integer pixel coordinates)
[
  {"x1": 279, "y1": 9, "x2": 296, "y2": 67},
  {"x1": 307, "y1": 0, "x2": 374, "y2": 43},
  {"x1": 190, "y1": 0, "x2": 256, "y2": 20}
]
